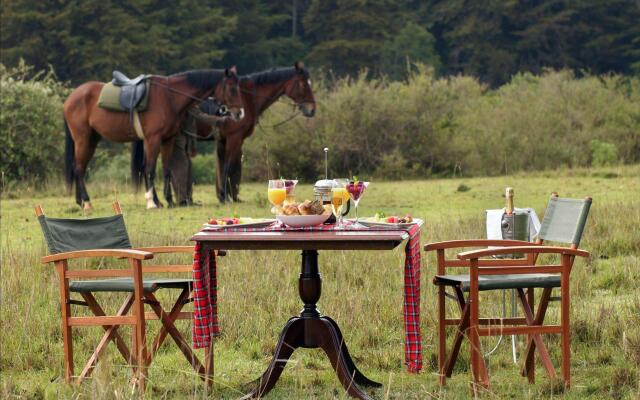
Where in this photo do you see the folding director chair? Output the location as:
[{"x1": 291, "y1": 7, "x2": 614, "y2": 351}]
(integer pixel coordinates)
[
  {"x1": 37, "y1": 202, "x2": 218, "y2": 390},
  {"x1": 424, "y1": 194, "x2": 591, "y2": 390}
]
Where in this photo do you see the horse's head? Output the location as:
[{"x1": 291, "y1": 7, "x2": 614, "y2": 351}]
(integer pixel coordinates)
[
  {"x1": 215, "y1": 66, "x2": 245, "y2": 121},
  {"x1": 283, "y1": 61, "x2": 316, "y2": 117}
]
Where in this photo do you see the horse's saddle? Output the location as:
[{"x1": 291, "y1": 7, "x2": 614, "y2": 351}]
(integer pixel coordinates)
[{"x1": 112, "y1": 71, "x2": 151, "y2": 111}]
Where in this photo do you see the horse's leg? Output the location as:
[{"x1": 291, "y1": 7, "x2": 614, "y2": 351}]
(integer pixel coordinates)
[
  {"x1": 215, "y1": 138, "x2": 227, "y2": 203},
  {"x1": 143, "y1": 136, "x2": 163, "y2": 209},
  {"x1": 160, "y1": 137, "x2": 177, "y2": 208},
  {"x1": 224, "y1": 134, "x2": 243, "y2": 203},
  {"x1": 229, "y1": 152, "x2": 243, "y2": 202},
  {"x1": 74, "y1": 131, "x2": 101, "y2": 211}
]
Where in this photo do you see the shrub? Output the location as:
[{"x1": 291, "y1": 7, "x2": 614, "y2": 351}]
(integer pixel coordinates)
[
  {"x1": 591, "y1": 140, "x2": 619, "y2": 166},
  {"x1": 0, "y1": 61, "x2": 68, "y2": 185}
]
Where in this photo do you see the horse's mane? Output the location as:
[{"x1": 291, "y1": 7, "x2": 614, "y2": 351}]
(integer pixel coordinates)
[
  {"x1": 171, "y1": 69, "x2": 226, "y2": 89},
  {"x1": 243, "y1": 67, "x2": 309, "y2": 85}
]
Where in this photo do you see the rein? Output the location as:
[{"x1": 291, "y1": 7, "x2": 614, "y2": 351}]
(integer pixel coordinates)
[
  {"x1": 238, "y1": 80, "x2": 309, "y2": 130},
  {"x1": 151, "y1": 78, "x2": 227, "y2": 104}
]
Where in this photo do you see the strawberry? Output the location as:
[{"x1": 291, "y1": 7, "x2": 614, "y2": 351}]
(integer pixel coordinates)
[{"x1": 208, "y1": 218, "x2": 218, "y2": 225}]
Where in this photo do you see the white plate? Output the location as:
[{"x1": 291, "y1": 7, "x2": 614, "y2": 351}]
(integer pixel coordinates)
[
  {"x1": 276, "y1": 214, "x2": 330, "y2": 227},
  {"x1": 356, "y1": 217, "x2": 418, "y2": 229},
  {"x1": 203, "y1": 218, "x2": 275, "y2": 229}
]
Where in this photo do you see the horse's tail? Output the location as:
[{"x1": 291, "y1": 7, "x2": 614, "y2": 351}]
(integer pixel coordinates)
[
  {"x1": 131, "y1": 140, "x2": 145, "y2": 192},
  {"x1": 64, "y1": 118, "x2": 75, "y2": 194}
]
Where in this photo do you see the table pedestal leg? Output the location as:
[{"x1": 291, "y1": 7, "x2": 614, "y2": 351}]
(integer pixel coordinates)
[{"x1": 241, "y1": 250, "x2": 381, "y2": 400}]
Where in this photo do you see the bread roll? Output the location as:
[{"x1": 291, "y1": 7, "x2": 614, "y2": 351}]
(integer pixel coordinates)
[
  {"x1": 309, "y1": 200, "x2": 325, "y2": 215},
  {"x1": 298, "y1": 200, "x2": 313, "y2": 215},
  {"x1": 283, "y1": 204, "x2": 300, "y2": 215}
]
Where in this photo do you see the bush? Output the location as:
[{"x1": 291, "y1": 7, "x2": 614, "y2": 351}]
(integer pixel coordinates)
[
  {"x1": 591, "y1": 140, "x2": 619, "y2": 167},
  {"x1": 242, "y1": 68, "x2": 639, "y2": 181},
  {"x1": 0, "y1": 61, "x2": 68, "y2": 185}
]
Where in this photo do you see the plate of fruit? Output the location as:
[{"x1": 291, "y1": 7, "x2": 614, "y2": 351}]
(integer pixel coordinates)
[
  {"x1": 358, "y1": 212, "x2": 416, "y2": 228},
  {"x1": 203, "y1": 217, "x2": 275, "y2": 229},
  {"x1": 276, "y1": 199, "x2": 331, "y2": 227}
]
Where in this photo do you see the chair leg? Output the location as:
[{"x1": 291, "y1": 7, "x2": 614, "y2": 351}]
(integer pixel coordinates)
[
  {"x1": 130, "y1": 260, "x2": 146, "y2": 393},
  {"x1": 438, "y1": 285, "x2": 446, "y2": 385},
  {"x1": 526, "y1": 288, "x2": 535, "y2": 382},
  {"x1": 444, "y1": 304, "x2": 468, "y2": 378},
  {"x1": 469, "y1": 260, "x2": 489, "y2": 390},
  {"x1": 561, "y1": 256, "x2": 571, "y2": 388},
  {"x1": 55, "y1": 261, "x2": 74, "y2": 383},
  {"x1": 517, "y1": 288, "x2": 556, "y2": 382},
  {"x1": 77, "y1": 293, "x2": 134, "y2": 381},
  {"x1": 144, "y1": 292, "x2": 205, "y2": 375},
  {"x1": 145, "y1": 290, "x2": 189, "y2": 364},
  {"x1": 204, "y1": 343, "x2": 214, "y2": 389}
]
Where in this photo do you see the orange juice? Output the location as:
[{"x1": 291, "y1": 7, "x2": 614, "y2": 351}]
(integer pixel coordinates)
[
  {"x1": 331, "y1": 188, "x2": 347, "y2": 214},
  {"x1": 268, "y1": 188, "x2": 286, "y2": 206}
]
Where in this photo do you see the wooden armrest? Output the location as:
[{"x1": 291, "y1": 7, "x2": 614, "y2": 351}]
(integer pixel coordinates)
[
  {"x1": 41, "y1": 249, "x2": 154, "y2": 264},
  {"x1": 134, "y1": 246, "x2": 194, "y2": 254},
  {"x1": 134, "y1": 246, "x2": 226, "y2": 257},
  {"x1": 458, "y1": 246, "x2": 589, "y2": 260},
  {"x1": 424, "y1": 239, "x2": 535, "y2": 252}
]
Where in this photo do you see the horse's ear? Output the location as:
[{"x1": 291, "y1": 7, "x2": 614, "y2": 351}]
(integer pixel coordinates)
[{"x1": 294, "y1": 61, "x2": 305, "y2": 72}]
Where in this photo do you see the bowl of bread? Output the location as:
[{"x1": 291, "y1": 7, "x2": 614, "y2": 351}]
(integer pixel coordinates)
[{"x1": 276, "y1": 199, "x2": 331, "y2": 227}]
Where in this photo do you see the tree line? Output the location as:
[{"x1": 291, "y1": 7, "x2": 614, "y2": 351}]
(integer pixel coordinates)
[{"x1": 2, "y1": 0, "x2": 639, "y2": 86}]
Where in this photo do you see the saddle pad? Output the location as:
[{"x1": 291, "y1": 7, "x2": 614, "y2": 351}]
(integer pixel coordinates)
[{"x1": 97, "y1": 81, "x2": 150, "y2": 112}]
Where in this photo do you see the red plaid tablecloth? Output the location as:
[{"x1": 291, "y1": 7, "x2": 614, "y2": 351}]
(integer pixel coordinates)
[{"x1": 192, "y1": 221, "x2": 423, "y2": 373}]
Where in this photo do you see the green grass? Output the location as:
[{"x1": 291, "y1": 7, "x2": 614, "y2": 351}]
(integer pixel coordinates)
[{"x1": 2, "y1": 165, "x2": 640, "y2": 399}]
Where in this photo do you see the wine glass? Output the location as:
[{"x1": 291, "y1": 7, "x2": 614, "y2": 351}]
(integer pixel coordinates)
[
  {"x1": 331, "y1": 183, "x2": 348, "y2": 229},
  {"x1": 267, "y1": 180, "x2": 286, "y2": 214},
  {"x1": 283, "y1": 179, "x2": 298, "y2": 206},
  {"x1": 346, "y1": 180, "x2": 369, "y2": 225}
]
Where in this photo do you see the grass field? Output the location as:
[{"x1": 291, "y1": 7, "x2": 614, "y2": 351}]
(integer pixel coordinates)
[{"x1": 1, "y1": 165, "x2": 639, "y2": 399}]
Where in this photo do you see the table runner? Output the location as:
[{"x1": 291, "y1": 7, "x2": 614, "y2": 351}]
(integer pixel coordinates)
[{"x1": 192, "y1": 221, "x2": 422, "y2": 373}]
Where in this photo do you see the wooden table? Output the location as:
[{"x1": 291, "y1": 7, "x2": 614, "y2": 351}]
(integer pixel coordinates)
[{"x1": 192, "y1": 229, "x2": 411, "y2": 400}]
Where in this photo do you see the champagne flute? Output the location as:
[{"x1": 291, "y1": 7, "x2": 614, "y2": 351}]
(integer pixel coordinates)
[
  {"x1": 267, "y1": 180, "x2": 286, "y2": 214},
  {"x1": 346, "y1": 180, "x2": 369, "y2": 225}
]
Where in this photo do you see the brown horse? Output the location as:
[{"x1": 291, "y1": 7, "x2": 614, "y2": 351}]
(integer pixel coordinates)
[
  {"x1": 215, "y1": 61, "x2": 316, "y2": 202},
  {"x1": 64, "y1": 67, "x2": 244, "y2": 210}
]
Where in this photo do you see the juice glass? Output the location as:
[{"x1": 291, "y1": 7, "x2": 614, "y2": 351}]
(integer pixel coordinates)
[{"x1": 268, "y1": 180, "x2": 286, "y2": 213}]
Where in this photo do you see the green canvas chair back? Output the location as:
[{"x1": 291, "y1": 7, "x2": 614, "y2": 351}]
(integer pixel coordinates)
[
  {"x1": 38, "y1": 214, "x2": 132, "y2": 254},
  {"x1": 538, "y1": 196, "x2": 592, "y2": 247}
]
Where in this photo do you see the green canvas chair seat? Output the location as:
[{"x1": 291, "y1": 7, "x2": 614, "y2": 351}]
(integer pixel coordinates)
[
  {"x1": 434, "y1": 273, "x2": 560, "y2": 291},
  {"x1": 70, "y1": 277, "x2": 193, "y2": 293}
]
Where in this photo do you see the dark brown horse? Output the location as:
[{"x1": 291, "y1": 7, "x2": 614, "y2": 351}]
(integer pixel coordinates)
[
  {"x1": 215, "y1": 62, "x2": 316, "y2": 202},
  {"x1": 63, "y1": 68, "x2": 244, "y2": 210}
]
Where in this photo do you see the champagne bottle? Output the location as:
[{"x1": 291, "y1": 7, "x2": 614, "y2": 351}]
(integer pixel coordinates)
[{"x1": 505, "y1": 187, "x2": 514, "y2": 215}]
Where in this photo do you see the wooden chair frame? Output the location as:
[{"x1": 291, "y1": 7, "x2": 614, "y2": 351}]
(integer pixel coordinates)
[
  {"x1": 37, "y1": 202, "x2": 216, "y2": 390},
  {"x1": 425, "y1": 211, "x2": 589, "y2": 390}
]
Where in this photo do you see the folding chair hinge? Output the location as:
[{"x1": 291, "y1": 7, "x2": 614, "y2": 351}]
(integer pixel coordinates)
[
  {"x1": 143, "y1": 299, "x2": 160, "y2": 306},
  {"x1": 183, "y1": 297, "x2": 195, "y2": 305},
  {"x1": 68, "y1": 299, "x2": 89, "y2": 306}
]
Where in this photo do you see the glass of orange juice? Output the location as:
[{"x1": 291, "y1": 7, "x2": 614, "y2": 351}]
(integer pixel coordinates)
[
  {"x1": 331, "y1": 183, "x2": 349, "y2": 229},
  {"x1": 268, "y1": 180, "x2": 286, "y2": 214}
]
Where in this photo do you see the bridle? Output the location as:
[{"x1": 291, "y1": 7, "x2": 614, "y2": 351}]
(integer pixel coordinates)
[{"x1": 242, "y1": 74, "x2": 314, "y2": 130}]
